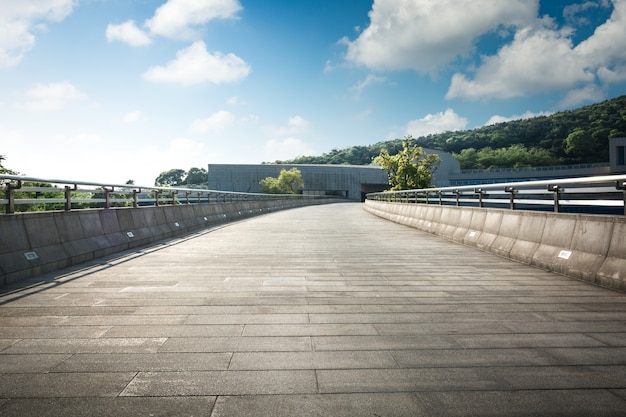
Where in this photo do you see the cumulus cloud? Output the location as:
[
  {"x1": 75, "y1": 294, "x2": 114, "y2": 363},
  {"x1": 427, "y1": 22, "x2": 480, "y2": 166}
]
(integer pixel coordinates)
[
  {"x1": 143, "y1": 41, "x2": 250, "y2": 85},
  {"x1": 446, "y1": 25, "x2": 594, "y2": 100},
  {"x1": 146, "y1": 0, "x2": 242, "y2": 39},
  {"x1": 267, "y1": 115, "x2": 312, "y2": 137},
  {"x1": 122, "y1": 111, "x2": 142, "y2": 123},
  {"x1": 0, "y1": 0, "x2": 75, "y2": 67},
  {"x1": 264, "y1": 137, "x2": 315, "y2": 161},
  {"x1": 405, "y1": 109, "x2": 468, "y2": 137},
  {"x1": 485, "y1": 110, "x2": 554, "y2": 126},
  {"x1": 447, "y1": 0, "x2": 626, "y2": 101},
  {"x1": 106, "y1": 0, "x2": 242, "y2": 46},
  {"x1": 190, "y1": 110, "x2": 236, "y2": 132},
  {"x1": 106, "y1": 20, "x2": 152, "y2": 46},
  {"x1": 17, "y1": 81, "x2": 86, "y2": 111},
  {"x1": 559, "y1": 84, "x2": 606, "y2": 108},
  {"x1": 344, "y1": 0, "x2": 536, "y2": 73}
]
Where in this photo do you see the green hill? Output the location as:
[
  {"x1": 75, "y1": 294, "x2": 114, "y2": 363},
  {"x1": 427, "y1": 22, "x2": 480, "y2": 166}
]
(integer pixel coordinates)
[{"x1": 272, "y1": 95, "x2": 626, "y2": 169}]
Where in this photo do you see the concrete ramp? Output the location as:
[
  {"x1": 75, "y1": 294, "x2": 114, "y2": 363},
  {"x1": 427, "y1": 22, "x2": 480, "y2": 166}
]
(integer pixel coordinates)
[{"x1": 0, "y1": 203, "x2": 625, "y2": 415}]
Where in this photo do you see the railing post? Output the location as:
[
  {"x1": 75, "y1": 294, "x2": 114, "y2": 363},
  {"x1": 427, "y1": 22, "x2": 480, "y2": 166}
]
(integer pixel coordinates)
[
  {"x1": 104, "y1": 187, "x2": 112, "y2": 209},
  {"x1": 438, "y1": 191, "x2": 443, "y2": 206},
  {"x1": 474, "y1": 188, "x2": 485, "y2": 208},
  {"x1": 504, "y1": 186, "x2": 517, "y2": 210},
  {"x1": 154, "y1": 190, "x2": 161, "y2": 207},
  {"x1": 548, "y1": 185, "x2": 562, "y2": 213},
  {"x1": 616, "y1": 180, "x2": 626, "y2": 215},
  {"x1": 132, "y1": 189, "x2": 140, "y2": 208},
  {"x1": 454, "y1": 189, "x2": 461, "y2": 206},
  {"x1": 5, "y1": 180, "x2": 21, "y2": 214},
  {"x1": 64, "y1": 186, "x2": 72, "y2": 211}
]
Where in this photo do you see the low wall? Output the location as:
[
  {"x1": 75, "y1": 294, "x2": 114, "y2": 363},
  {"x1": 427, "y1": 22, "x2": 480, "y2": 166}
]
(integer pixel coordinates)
[
  {"x1": 0, "y1": 199, "x2": 338, "y2": 285},
  {"x1": 364, "y1": 200, "x2": 626, "y2": 292}
]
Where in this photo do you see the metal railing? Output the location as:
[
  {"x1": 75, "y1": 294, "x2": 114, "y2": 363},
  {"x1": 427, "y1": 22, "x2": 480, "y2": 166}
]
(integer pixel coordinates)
[
  {"x1": 0, "y1": 174, "x2": 327, "y2": 214},
  {"x1": 366, "y1": 174, "x2": 626, "y2": 215}
]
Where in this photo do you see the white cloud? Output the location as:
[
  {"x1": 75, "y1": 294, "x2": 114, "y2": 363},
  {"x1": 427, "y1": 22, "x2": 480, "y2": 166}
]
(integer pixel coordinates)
[
  {"x1": 0, "y1": 0, "x2": 75, "y2": 67},
  {"x1": 559, "y1": 84, "x2": 606, "y2": 108},
  {"x1": 17, "y1": 81, "x2": 86, "y2": 111},
  {"x1": 405, "y1": 109, "x2": 468, "y2": 137},
  {"x1": 65, "y1": 133, "x2": 101, "y2": 145},
  {"x1": 145, "y1": 0, "x2": 242, "y2": 39},
  {"x1": 106, "y1": 20, "x2": 152, "y2": 46},
  {"x1": 344, "y1": 0, "x2": 536, "y2": 73},
  {"x1": 446, "y1": 25, "x2": 594, "y2": 100},
  {"x1": 264, "y1": 137, "x2": 315, "y2": 161},
  {"x1": 143, "y1": 41, "x2": 251, "y2": 85},
  {"x1": 190, "y1": 110, "x2": 236, "y2": 132},
  {"x1": 122, "y1": 111, "x2": 142, "y2": 123},
  {"x1": 350, "y1": 74, "x2": 387, "y2": 96},
  {"x1": 447, "y1": 0, "x2": 626, "y2": 101},
  {"x1": 267, "y1": 115, "x2": 311, "y2": 137},
  {"x1": 485, "y1": 110, "x2": 554, "y2": 126}
]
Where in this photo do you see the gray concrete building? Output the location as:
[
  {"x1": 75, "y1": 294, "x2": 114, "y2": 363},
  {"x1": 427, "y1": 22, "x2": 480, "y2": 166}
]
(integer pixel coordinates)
[{"x1": 207, "y1": 148, "x2": 461, "y2": 202}]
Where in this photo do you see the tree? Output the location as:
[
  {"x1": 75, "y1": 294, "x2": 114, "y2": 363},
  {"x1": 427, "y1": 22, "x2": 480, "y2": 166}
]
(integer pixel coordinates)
[
  {"x1": 374, "y1": 137, "x2": 441, "y2": 191},
  {"x1": 259, "y1": 168, "x2": 304, "y2": 194},
  {"x1": 1, "y1": 154, "x2": 17, "y2": 175},
  {"x1": 184, "y1": 167, "x2": 207, "y2": 185},
  {"x1": 155, "y1": 169, "x2": 185, "y2": 186}
]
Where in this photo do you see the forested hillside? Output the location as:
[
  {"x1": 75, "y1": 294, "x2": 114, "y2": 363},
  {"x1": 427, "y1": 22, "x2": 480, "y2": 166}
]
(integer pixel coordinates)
[{"x1": 273, "y1": 95, "x2": 626, "y2": 169}]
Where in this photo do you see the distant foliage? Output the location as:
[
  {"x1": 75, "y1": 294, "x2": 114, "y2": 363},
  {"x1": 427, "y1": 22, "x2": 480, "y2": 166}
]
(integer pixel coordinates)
[
  {"x1": 154, "y1": 167, "x2": 208, "y2": 186},
  {"x1": 374, "y1": 138, "x2": 441, "y2": 191},
  {"x1": 259, "y1": 168, "x2": 304, "y2": 194},
  {"x1": 271, "y1": 95, "x2": 626, "y2": 169}
]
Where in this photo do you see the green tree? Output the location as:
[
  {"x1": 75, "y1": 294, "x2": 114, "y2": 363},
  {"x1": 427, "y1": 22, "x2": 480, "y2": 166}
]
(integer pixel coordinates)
[
  {"x1": 259, "y1": 168, "x2": 304, "y2": 194},
  {"x1": 374, "y1": 137, "x2": 441, "y2": 191},
  {"x1": 564, "y1": 129, "x2": 596, "y2": 158},
  {"x1": 1, "y1": 154, "x2": 17, "y2": 175},
  {"x1": 184, "y1": 167, "x2": 207, "y2": 185},
  {"x1": 155, "y1": 168, "x2": 185, "y2": 186}
]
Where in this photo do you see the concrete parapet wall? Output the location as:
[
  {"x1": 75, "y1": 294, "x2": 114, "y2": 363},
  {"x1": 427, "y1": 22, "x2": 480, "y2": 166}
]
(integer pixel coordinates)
[
  {"x1": 0, "y1": 199, "x2": 338, "y2": 285},
  {"x1": 364, "y1": 200, "x2": 626, "y2": 292}
]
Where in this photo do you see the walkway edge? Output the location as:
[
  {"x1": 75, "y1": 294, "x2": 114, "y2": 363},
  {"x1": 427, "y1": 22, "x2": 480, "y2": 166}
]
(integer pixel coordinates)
[{"x1": 364, "y1": 200, "x2": 626, "y2": 292}]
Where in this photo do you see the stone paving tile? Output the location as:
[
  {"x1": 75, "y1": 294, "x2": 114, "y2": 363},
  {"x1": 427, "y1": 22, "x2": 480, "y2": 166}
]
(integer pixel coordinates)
[
  {"x1": 416, "y1": 389, "x2": 626, "y2": 417},
  {"x1": 229, "y1": 351, "x2": 397, "y2": 370},
  {"x1": 0, "y1": 354, "x2": 72, "y2": 373},
  {"x1": 0, "y1": 396, "x2": 216, "y2": 417},
  {"x1": 159, "y1": 336, "x2": 312, "y2": 352},
  {"x1": 53, "y1": 352, "x2": 233, "y2": 372},
  {"x1": 317, "y1": 368, "x2": 505, "y2": 393},
  {"x1": 120, "y1": 370, "x2": 318, "y2": 396},
  {"x1": 0, "y1": 326, "x2": 111, "y2": 338},
  {"x1": 2, "y1": 337, "x2": 167, "y2": 354},
  {"x1": 0, "y1": 372, "x2": 136, "y2": 397},
  {"x1": 242, "y1": 323, "x2": 378, "y2": 336},
  {"x1": 103, "y1": 324, "x2": 244, "y2": 338},
  {"x1": 391, "y1": 348, "x2": 559, "y2": 368},
  {"x1": 312, "y1": 334, "x2": 462, "y2": 350},
  {"x1": 491, "y1": 365, "x2": 626, "y2": 389},
  {"x1": 210, "y1": 393, "x2": 428, "y2": 417},
  {"x1": 453, "y1": 332, "x2": 607, "y2": 348}
]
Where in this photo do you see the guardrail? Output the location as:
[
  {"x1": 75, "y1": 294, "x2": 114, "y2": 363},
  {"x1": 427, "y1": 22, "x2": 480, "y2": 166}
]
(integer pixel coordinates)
[
  {"x1": 366, "y1": 174, "x2": 626, "y2": 215},
  {"x1": 0, "y1": 174, "x2": 324, "y2": 214}
]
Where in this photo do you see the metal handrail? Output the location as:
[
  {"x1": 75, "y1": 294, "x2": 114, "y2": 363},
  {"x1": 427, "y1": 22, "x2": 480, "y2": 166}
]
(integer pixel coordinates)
[
  {"x1": 366, "y1": 174, "x2": 626, "y2": 215},
  {"x1": 0, "y1": 174, "x2": 324, "y2": 214}
]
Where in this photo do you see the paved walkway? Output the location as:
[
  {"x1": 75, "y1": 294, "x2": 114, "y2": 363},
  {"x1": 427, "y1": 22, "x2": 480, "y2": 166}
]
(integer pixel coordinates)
[{"x1": 1, "y1": 203, "x2": 625, "y2": 416}]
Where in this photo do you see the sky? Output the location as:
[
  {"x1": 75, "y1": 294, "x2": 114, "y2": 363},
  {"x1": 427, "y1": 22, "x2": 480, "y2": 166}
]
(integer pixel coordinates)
[{"x1": 1, "y1": 0, "x2": 626, "y2": 187}]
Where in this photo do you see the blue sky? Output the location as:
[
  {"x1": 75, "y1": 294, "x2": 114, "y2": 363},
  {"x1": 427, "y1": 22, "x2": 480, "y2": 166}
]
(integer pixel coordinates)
[{"x1": 2, "y1": 0, "x2": 626, "y2": 186}]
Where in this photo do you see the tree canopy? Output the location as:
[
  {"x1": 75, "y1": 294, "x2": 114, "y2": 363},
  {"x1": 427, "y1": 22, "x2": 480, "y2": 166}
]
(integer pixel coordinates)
[
  {"x1": 154, "y1": 167, "x2": 207, "y2": 186},
  {"x1": 374, "y1": 138, "x2": 441, "y2": 191},
  {"x1": 270, "y1": 95, "x2": 626, "y2": 169},
  {"x1": 259, "y1": 168, "x2": 304, "y2": 194}
]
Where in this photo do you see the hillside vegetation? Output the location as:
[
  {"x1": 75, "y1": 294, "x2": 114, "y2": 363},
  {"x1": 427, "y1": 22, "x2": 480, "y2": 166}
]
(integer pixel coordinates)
[{"x1": 273, "y1": 95, "x2": 626, "y2": 169}]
